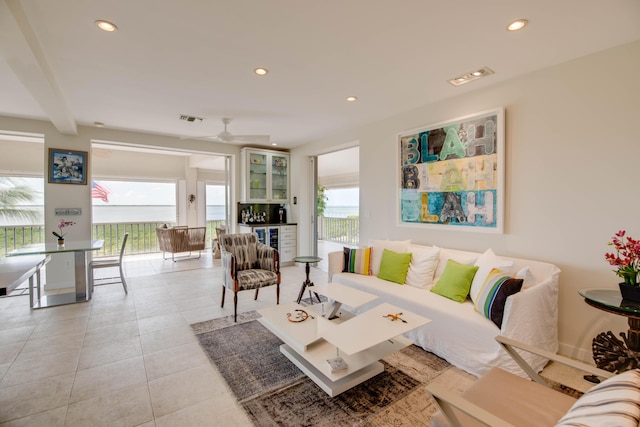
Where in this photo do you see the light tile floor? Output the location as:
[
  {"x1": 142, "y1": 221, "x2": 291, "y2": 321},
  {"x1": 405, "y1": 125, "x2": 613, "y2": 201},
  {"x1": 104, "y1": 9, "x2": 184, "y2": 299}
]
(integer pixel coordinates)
[{"x1": 0, "y1": 252, "x2": 324, "y2": 426}]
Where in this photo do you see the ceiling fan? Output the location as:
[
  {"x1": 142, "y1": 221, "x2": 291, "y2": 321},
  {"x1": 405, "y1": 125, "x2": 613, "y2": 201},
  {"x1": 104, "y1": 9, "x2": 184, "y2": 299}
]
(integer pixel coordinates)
[{"x1": 182, "y1": 118, "x2": 270, "y2": 144}]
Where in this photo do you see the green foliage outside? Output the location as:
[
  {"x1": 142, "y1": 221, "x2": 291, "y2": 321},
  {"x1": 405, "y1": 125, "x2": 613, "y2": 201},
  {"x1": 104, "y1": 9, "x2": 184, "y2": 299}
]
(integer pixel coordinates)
[
  {"x1": 0, "y1": 226, "x2": 46, "y2": 257},
  {"x1": 317, "y1": 185, "x2": 328, "y2": 217}
]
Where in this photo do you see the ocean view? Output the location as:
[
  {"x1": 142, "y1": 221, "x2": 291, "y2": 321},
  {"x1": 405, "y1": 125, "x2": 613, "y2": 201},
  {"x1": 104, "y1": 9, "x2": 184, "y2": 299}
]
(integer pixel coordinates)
[{"x1": 0, "y1": 205, "x2": 359, "y2": 225}]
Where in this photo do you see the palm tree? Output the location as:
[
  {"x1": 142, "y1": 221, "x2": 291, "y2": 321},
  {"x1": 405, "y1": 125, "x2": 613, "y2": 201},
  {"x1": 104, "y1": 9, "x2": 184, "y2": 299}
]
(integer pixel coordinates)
[{"x1": 0, "y1": 177, "x2": 40, "y2": 222}]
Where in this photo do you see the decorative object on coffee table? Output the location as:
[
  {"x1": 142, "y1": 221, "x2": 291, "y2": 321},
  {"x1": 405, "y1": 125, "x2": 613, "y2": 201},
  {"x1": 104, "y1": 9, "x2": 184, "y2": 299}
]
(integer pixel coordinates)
[
  {"x1": 287, "y1": 309, "x2": 311, "y2": 322},
  {"x1": 326, "y1": 356, "x2": 348, "y2": 373}
]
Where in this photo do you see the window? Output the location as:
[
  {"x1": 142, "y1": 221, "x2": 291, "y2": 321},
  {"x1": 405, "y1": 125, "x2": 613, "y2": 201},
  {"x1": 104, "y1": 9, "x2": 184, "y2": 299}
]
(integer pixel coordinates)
[
  {"x1": 205, "y1": 184, "x2": 226, "y2": 222},
  {"x1": 324, "y1": 188, "x2": 359, "y2": 218},
  {"x1": 0, "y1": 176, "x2": 44, "y2": 225},
  {"x1": 91, "y1": 180, "x2": 177, "y2": 223}
]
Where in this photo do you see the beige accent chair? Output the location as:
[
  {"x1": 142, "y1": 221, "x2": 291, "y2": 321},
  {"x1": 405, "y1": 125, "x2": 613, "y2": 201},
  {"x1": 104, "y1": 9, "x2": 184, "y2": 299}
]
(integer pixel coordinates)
[
  {"x1": 427, "y1": 335, "x2": 619, "y2": 427},
  {"x1": 156, "y1": 226, "x2": 206, "y2": 262}
]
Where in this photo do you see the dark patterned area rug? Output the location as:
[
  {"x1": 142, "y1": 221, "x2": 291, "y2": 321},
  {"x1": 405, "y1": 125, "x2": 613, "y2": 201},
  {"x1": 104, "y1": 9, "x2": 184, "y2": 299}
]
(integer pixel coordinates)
[
  {"x1": 191, "y1": 312, "x2": 584, "y2": 426},
  {"x1": 192, "y1": 311, "x2": 452, "y2": 426}
]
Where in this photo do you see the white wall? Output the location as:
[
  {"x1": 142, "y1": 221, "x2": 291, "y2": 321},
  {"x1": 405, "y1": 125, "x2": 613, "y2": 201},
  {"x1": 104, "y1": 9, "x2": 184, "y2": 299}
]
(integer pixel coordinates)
[
  {"x1": 291, "y1": 40, "x2": 640, "y2": 361},
  {"x1": 92, "y1": 148, "x2": 186, "y2": 179}
]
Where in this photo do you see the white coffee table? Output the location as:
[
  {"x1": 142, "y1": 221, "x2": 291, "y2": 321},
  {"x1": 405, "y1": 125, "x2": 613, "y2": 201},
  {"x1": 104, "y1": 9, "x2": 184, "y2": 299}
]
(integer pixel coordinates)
[
  {"x1": 312, "y1": 282, "x2": 378, "y2": 319},
  {"x1": 258, "y1": 284, "x2": 430, "y2": 397}
]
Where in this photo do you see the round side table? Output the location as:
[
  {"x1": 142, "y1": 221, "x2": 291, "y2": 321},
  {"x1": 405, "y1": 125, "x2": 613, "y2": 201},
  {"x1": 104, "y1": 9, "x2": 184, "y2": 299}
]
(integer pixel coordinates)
[
  {"x1": 579, "y1": 288, "x2": 640, "y2": 375},
  {"x1": 294, "y1": 256, "x2": 322, "y2": 304}
]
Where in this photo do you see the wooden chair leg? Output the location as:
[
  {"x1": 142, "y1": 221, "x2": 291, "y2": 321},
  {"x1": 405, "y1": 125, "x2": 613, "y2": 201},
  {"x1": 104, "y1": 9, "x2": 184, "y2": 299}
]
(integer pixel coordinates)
[
  {"x1": 254, "y1": 288, "x2": 259, "y2": 300},
  {"x1": 233, "y1": 292, "x2": 238, "y2": 322},
  {"x1": 221, "y1": 285, "x2": 226, "y2": 308},
  {"x1": 276, "y1": 283, "x2": 280, "y2": 305}
]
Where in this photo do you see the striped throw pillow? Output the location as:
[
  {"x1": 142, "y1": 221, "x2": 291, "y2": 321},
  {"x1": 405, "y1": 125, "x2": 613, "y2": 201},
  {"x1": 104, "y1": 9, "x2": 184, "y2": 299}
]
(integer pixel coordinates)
[
  {"x1": 556, "y1": 369, "x2": 640, "y2": 426},
  {"x1": 473, "y1": 268, "x2": 523, "y2": 328},
  {"x1": 342, "y1": 247, "x2": 372, "y2": 276}
]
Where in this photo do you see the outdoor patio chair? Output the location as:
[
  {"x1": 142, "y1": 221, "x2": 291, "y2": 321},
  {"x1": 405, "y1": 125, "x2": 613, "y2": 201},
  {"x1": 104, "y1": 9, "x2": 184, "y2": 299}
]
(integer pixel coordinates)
[
  {"x1": 213, "y1": 225, "x2": 226, "y2": 259},
  {"x1": 426, "y1": 335, "x2": 640, "y2": 427},
  {"x1": 90, "y1": 232, "x2": 128, "y2": 294},
  {"x1": 220, "y1": 233, "x2": 280, "y2": 322},
  {"x1": 156, "y1": 225, "x2": 206, "y2": 261}
]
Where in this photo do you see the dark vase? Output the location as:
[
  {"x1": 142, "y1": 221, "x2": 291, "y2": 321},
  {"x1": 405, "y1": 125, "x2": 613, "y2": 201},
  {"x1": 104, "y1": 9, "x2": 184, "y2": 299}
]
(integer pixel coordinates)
[{"x1": 619, "y1": 282, "x2": 640, "y2": 303}]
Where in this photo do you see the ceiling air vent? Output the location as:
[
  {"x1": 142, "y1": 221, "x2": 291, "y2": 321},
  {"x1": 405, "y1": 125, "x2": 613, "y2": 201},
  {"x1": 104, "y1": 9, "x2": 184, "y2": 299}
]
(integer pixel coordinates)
[{"x1": 179, "y1": 115, "x2": 204, "y2": 123}]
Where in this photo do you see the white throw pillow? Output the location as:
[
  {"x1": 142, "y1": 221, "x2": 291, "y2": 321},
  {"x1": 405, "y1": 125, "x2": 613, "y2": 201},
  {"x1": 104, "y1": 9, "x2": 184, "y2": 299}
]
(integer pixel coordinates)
[
  {"x1": 433, "y1": 247, "x2": 478, "y2": 283},
  {"x1": 369, "y1": 239, "x2": 411, "y2": 276},
  {"x1": 405, "y1": 245, "x2": 440, "y2": 289},
  {"x1": 515, "y1": 266, "x2": 538, "y2": 290},
  {"x1": 469, "y1": 249, "x2": 514, "y2": 303}
]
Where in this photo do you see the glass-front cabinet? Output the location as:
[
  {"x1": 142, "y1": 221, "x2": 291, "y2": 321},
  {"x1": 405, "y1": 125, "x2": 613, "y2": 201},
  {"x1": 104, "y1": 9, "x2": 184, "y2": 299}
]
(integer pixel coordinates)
[{"x1": 241, "y1": 148, "x2": 290, "y2": 202}]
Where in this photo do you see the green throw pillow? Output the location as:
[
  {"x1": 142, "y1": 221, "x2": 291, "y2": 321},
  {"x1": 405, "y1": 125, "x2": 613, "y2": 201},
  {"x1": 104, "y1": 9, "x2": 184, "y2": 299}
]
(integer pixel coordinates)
[
  {"x1": 377, "y1": 249, "x2": 412, "y2": 284},
  {"x1": 430, "y1": 259, "x2": 479, "y2": 302}
]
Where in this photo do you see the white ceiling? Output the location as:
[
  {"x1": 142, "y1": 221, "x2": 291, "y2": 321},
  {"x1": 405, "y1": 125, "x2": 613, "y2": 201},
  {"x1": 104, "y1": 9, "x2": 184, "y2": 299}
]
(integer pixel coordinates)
[{"x1": 1, "y1": 0, "x2": 639, "y2": 150}]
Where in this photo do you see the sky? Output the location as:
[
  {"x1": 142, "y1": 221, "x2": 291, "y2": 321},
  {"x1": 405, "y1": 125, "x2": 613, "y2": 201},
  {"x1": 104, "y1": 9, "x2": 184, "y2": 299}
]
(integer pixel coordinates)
[{"x1": 325, "y1": 188, "x2": 359, "y2": 207}]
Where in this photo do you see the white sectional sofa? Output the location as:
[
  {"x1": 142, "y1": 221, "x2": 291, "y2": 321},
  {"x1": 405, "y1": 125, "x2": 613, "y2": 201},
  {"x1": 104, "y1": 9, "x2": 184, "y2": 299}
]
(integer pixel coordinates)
[{"x1": 328, "y1": 240, "x2": 561, "y2": 378}]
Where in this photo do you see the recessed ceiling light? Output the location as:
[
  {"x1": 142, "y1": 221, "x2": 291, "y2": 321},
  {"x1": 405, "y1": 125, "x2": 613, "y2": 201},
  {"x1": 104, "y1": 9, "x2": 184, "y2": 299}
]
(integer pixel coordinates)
[
  {"x1": 346, "y1": 96, "x2": 358, "y2": 102},
  {"x1": 448, "y1": 67, "x2": 494, "y2": 86},
  {"x1": 506, "y1": 19, "x2": 528, "y2": 31},
  {"x1": 93, "y1": 121, "x2": 105, "y2": 127},
  {"x1": 271, "y1": 143, "x2": 277, "y2": 146},
  {"x1": 254, "y1": 67, "x2": 269, "y2": 76},
  {"x1": 96, "y1": 20, "x2": 118, "y2": 32}
]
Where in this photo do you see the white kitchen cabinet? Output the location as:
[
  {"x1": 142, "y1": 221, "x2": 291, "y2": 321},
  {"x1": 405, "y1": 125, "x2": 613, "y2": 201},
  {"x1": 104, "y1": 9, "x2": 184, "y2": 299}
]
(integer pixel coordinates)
[
  {"x1": 279, "y1": 225, "x2": 297, "y2": 265},
  {"x1": 237, "y1": 224, "x2": 297, "y2": 266},
  {"x1": 241, "y1": 148, "x2": 290, "y2": 203}
]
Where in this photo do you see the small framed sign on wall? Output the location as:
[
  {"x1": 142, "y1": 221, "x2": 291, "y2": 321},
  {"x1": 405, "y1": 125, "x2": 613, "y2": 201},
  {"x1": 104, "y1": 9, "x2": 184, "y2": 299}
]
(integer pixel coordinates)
[
  {"x1": 48, "y1": 148, "x2": 88, "y2": 185},
  {"x1": 398, "y1": 108, "x2": 504, "y2": 233}
]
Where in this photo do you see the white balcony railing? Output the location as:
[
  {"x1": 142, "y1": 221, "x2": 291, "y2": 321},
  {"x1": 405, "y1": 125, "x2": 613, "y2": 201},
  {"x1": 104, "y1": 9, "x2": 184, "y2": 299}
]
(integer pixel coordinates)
[
  {"x1": 317, "y1": 216, "x2": 359, "y2": 246},
  {"x1": 0, "y1": 220, "x2": 226, "y2": 258},
  {"x1": 0, "y1": 217, "x2": 356, "y2": 257}
]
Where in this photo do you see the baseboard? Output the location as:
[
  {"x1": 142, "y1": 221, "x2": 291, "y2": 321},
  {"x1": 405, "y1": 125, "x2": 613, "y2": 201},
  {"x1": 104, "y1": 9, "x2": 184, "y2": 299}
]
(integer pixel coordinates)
[{"x1": 558, "y1": 342, "x2": 592, "y2": 364}]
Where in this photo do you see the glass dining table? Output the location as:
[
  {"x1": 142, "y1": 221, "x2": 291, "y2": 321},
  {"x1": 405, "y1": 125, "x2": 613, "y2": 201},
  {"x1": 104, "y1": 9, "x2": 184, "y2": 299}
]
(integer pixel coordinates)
[{"x1": 7, "y1": 240, "x2": 104, "y2": 309}]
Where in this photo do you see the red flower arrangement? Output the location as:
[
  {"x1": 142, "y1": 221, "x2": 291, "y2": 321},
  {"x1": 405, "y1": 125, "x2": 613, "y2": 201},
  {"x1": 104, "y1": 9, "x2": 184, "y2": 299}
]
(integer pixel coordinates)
[{"x1": 605, "y1": 230, "x2": 640, "y2": 285}]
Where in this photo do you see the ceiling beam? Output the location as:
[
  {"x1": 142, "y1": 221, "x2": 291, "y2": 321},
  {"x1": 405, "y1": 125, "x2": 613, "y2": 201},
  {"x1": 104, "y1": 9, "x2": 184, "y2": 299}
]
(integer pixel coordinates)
[{"x1": 2, "y1": 0, "x2": 77, "y2": 135}]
